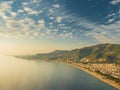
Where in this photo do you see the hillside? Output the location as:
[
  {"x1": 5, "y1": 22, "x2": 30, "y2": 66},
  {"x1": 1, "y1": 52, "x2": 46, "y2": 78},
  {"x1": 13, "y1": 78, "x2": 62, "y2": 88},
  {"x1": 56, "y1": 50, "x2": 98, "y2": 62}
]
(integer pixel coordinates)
[{"x1": 16, "y1": 44, "x2": 120, "y2": 63}]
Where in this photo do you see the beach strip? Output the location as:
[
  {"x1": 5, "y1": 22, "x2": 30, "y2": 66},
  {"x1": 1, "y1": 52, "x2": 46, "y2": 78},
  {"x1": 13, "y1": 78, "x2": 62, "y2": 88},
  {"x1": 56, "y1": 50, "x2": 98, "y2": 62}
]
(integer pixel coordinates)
[{"x1": 58, "y1": 61, "x2": 120, "y2": 90}]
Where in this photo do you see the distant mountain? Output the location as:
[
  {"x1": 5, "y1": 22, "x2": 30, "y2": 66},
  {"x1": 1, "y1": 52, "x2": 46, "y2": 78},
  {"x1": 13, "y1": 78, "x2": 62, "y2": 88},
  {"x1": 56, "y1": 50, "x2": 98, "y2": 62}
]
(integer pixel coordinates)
[{"x1": 16, "y1": 44, "x2": 120, "y2": 63}]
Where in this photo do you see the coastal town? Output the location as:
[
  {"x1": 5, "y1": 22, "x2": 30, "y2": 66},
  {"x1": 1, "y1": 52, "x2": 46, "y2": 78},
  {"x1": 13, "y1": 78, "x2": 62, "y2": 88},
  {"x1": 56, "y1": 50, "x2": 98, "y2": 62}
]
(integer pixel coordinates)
[
  {"x1": 57, "y1": 60, "x2": 120, "y2": 89},
  {"x1": 80, "y1": 63, "x2": 120, "y2": 80}
]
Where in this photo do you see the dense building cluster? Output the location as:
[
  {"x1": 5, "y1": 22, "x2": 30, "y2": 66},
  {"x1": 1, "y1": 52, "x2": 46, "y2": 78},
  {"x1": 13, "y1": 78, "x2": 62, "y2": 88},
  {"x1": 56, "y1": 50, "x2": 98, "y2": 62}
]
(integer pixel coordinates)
[
  {"x1": 80, "y1": 63, "x2": 120, "y2": 80},
  {"x1": 58, "y1": 60, "x2": 120, "y2": 86}
]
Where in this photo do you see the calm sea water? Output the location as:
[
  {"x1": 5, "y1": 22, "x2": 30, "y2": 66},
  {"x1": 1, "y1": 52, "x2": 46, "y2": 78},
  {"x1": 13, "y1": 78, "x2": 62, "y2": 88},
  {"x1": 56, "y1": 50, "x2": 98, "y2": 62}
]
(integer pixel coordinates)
[{"x1": 0, "y1": 55, "x2": 117, "y2": 90}]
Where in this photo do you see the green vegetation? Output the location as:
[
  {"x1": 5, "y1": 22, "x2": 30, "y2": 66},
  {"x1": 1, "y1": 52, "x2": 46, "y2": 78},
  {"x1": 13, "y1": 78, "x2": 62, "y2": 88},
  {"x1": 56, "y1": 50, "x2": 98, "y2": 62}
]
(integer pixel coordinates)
[{"x1": 16, "y1": 44, "x2": 120, "y2": 63}]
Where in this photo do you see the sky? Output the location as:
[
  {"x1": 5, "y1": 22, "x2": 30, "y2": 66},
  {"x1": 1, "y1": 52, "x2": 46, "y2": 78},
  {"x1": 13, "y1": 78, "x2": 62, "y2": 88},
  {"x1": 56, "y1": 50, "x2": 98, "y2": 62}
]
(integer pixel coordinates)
[{"x1": 0, "y1": 0, "x2": 120, "y2": 55}]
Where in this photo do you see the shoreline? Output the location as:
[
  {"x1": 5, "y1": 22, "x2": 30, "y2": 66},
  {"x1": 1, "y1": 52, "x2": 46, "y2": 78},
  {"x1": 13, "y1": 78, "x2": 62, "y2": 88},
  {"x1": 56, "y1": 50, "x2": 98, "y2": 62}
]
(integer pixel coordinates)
[{"x1": 57, "y1": 61, "x2": 120, "y2": 90}]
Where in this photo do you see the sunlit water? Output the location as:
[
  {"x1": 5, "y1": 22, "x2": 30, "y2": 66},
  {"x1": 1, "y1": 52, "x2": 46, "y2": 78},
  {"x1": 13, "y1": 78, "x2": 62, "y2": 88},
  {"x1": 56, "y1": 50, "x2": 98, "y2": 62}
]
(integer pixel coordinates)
[{"x1": 0, "y1": 55, "x2": 117, "y2": 90}]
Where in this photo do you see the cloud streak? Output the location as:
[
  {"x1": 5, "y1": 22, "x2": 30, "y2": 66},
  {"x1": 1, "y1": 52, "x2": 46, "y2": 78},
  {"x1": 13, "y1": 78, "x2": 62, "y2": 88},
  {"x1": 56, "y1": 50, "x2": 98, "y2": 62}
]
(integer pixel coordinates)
[
  {"x1": 110, "y1": 0, "x2": 120, "y2": 5},
  {"x1": 0, "y1": 0, "x2": 120, "y2": 44}
]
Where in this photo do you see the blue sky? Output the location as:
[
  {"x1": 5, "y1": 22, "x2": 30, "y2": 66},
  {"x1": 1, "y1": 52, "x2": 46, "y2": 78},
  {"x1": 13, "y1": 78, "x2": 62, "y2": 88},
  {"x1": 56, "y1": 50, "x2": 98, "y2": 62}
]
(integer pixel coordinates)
[{"x1": 0, "y1": 0, "x2": 120, "y2": 55}]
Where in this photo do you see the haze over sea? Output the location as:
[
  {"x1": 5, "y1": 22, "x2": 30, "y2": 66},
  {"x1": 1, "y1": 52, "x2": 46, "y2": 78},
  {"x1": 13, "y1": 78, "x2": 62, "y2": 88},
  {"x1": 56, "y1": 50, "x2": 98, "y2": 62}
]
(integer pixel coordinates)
[
  {"x1": 0, "y1": 0, "x2": 120, "y2": 90},
  {"x1": 0, "y1": 55, "x2": 117, "y2": 90}
]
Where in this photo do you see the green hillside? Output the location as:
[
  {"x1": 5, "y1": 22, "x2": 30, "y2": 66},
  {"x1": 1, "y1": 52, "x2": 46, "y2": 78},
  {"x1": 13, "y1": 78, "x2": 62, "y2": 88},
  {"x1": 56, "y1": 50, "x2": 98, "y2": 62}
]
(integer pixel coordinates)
[{"x1": 16, "y1": 44, "x2": 120, "y2": 63}]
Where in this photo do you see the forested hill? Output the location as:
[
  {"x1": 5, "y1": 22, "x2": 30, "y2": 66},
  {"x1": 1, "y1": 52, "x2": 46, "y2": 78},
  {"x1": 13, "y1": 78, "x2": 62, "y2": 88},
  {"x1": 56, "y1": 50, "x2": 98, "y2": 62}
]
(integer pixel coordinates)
[{"x1": 16, "y1": 44, "x2": 120, "y2": 63}]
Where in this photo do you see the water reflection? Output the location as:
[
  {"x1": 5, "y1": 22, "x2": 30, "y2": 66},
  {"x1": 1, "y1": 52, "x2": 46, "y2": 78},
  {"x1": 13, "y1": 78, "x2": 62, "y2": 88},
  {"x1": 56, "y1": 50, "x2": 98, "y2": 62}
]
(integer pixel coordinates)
[
  {"x1": 0, "y1": 56, "x2": 55, "y2": 90},
  {"x1": 0, "y1": 55, "x2": 117, "y2": 90}
]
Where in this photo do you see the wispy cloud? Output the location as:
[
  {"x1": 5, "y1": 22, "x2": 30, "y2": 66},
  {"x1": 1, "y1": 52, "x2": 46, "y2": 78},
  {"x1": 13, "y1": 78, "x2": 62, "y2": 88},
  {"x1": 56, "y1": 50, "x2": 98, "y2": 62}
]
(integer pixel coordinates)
[
  {"x1": 85, "y1": 20, "x2": 120, "y2": 43},
  {"x1": 52, "y1": 4, "x2": 60, "y2": 8},
  {"x1": 0, "y1": 0, "x2": 120, "y2": 44},
  {"x1": 0, "y1": 0, "x2": 76, "y2": 39},
  {"x1": 110, "y1": 0, "x2": 120, "y2": 5}
]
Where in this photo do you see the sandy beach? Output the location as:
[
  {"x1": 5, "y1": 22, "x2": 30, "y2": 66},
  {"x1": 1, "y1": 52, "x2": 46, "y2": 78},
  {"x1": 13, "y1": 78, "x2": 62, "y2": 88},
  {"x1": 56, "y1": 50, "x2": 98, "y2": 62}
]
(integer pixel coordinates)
[{"x1": 58, "y1": 61, "x2": 120, "y2": 90}]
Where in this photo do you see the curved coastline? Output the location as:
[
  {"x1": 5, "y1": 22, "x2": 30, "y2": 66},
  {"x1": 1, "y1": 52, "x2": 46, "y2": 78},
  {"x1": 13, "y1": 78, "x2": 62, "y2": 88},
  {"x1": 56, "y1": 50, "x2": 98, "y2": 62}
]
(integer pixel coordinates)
[{"x1": 57, "y1": 61, "x2": 120, "y2": 90}]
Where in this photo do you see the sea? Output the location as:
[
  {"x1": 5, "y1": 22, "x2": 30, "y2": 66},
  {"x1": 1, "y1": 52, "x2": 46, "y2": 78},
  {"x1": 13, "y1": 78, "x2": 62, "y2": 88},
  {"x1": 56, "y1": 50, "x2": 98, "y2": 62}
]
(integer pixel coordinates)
[{"x1": 0, "y1": 55, "x2": 117, "y2": 90}]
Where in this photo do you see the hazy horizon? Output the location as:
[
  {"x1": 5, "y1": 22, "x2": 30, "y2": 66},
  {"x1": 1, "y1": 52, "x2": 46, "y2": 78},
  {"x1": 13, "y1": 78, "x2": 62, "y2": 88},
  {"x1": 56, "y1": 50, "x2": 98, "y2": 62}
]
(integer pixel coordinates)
[{"x1": 0, "y1": 0, "x2": 120, "y2": 55}]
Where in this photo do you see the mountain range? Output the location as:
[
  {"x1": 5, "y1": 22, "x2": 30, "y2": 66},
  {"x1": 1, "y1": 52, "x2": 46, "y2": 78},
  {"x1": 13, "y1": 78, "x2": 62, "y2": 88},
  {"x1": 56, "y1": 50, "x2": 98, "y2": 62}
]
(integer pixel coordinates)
[{"x1": 16, "y1": 44, "x2": 120, "y2": 63}]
